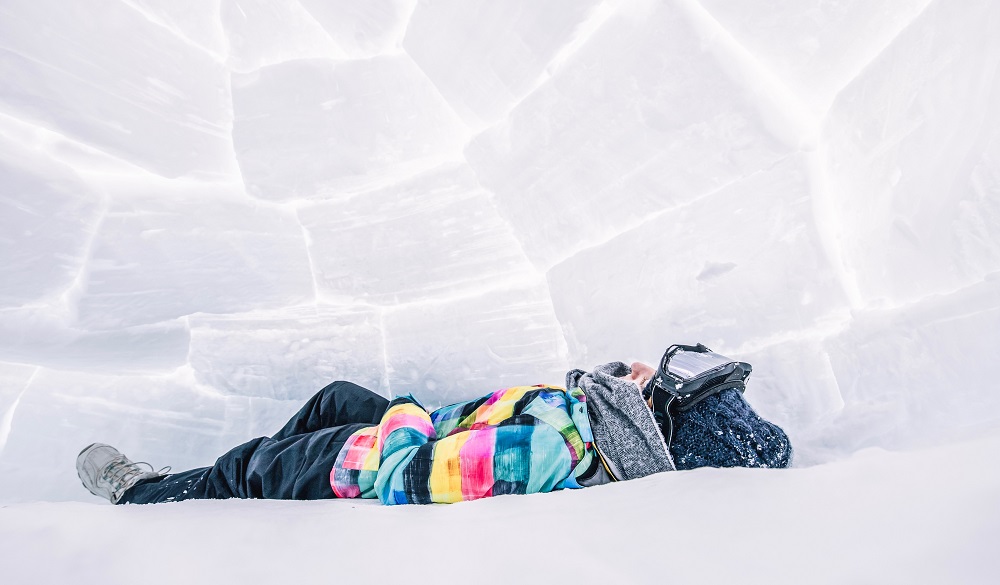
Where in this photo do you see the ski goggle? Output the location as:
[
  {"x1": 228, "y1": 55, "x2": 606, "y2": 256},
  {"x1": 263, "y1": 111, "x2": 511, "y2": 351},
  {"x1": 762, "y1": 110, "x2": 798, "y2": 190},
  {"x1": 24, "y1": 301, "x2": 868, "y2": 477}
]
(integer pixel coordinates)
[{"x1": 643, "y1": 343, "x2": 752, "y2": 444}]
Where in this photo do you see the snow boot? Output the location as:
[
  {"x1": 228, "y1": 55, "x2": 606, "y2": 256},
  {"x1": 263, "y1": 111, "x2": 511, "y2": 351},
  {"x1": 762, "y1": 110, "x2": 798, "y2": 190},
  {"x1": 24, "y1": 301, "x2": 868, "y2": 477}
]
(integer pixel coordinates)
[{"x1": 76, "y1": 443, "x2": 169, "y2": 504}]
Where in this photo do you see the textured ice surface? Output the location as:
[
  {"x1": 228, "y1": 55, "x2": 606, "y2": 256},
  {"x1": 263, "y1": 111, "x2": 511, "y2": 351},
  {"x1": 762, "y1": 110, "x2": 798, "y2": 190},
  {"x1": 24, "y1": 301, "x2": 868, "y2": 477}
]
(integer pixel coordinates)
[
  {"x1": 382, "y1": 283, "x2": 570, "y2": 407},
  {"x1": 231, "y1": 55, "x2": 468, "y2": 200},
  {"x1": 220, "y1": 0, "x2": 347, "y2": 72},
  {"x1": 0, "y1": 308, "x2": 190, "y2": 373},
  {"x1": 299, "y1": 163, "x2": 534, "y2": 304},
  {"x1": 298, "y1": 0, "x2": 415, "y2": 58},
  {"x1": 824, "y1": 276, "x2": 1000, "y2": 451},
  {"x1": 0, "y1": 364, "x2": 36, "y2": 453},
  {"x1": 188, "y1": 306, "x2": 386, "y2": 399},
  {"x1": 403, "y1": 0, "x2": 603, "y2": 127},
  {"x1": 0, "y1": 0, "x2": 237, "y2": 178},
  {"x1": 465, "y1": 0, "x2": 791, "y2": 268},
  {"x1": 75, "y1": 182, "x2": 314, "y2": 329},
  {"x1": 1, "y1": 0, "x2": 999, "y2": 508},
  {"x1": 126, "y1": 0, "x2": 228, "y2": 58},
  {"x1": 823, "y1": 0, "x2": 1000, "y2": 305},
  {"x1": 548, "y1": 156, "x2": 847, "y2": 362},
  {"x1": 698, "y1": 0, "x2": 935, "y2": 113},
  {"x1": 0, "y1": 136, "x2": 103, "y2": 306}
]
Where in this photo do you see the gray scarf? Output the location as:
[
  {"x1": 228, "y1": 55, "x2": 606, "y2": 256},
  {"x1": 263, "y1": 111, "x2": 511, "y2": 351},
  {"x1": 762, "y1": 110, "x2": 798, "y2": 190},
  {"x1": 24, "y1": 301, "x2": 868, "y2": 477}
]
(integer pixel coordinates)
[{"x1": 566, "y1": 362, "x2": 674, "y2": 480}]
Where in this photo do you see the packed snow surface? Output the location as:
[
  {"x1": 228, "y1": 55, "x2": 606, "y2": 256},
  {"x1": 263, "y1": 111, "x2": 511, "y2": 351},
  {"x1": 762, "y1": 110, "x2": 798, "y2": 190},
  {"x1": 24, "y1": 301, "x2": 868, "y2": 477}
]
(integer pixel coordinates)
[
  {"x1": 0, "y1": 0, "x2": 998, "y2": 582},
  {"x1": 3, "y1": 436, "x2": 999, "y2": 584}
]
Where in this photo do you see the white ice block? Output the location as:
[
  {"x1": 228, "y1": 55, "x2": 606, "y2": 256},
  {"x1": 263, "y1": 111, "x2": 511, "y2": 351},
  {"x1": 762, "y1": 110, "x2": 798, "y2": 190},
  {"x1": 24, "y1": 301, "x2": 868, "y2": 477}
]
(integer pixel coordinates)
[
  {"x1": 189, "y1": 306, "x2": 387, "y2": 400},
  {"x1": 75, "y1": 184, "x2": 313, "y2": 329},
  {"x1": 403, "y1": 0, "x2": 601, "y2": 127},
  {"x1": 0, "y1": 308, "x2": 189, "y2": 373},
  {"x1": 0, "y1": 363, "x2": 34, "y2": 398},
  {"x1": 0, "y1": 0, "x2": 236, "y2": 178},
  {"x1": 300, "y1": 163, "x2": 535, "y2": 304},
  {"x1": 382, "y1": 283, "x2": 569, "y2": 407},
  {"x1": 0, "y1": 363, "x2": 36, "y2": 443},
  {"x1": 824, "y1": 276, "x2": 1000, "y2": 453},
  {"x1": 220, "y1": 0, "x2": 347, "y2": 73},
  {"x1": 547, "y1": 157, "x2": 849, "y2": 366},
  {"x1": 299, "y1": 0, "x2": 415, "y2": 58},
  {"x1": 127, "y1": 0, "x2": 228, "y2": 59},
  {"x1": 698, "y1": 0, "x2": 933, "y2": 113},
  {"x1": 231, "y1": 56, "x2": 469, "y2": 201},
  {"x1": 0, "y1": 138, "x2": 103, "y2": 307},
  {"x1": 823, "y1": 0, "x2": 1000, "y2": 307},
  {"x1": 466, "y1": 0, "x2": 790, "y2": 269}
]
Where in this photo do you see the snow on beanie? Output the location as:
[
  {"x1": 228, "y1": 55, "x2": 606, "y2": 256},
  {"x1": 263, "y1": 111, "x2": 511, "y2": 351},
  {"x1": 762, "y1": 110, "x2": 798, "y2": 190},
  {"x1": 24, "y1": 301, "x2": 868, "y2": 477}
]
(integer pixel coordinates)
[
  {"x1": 567, "y1": 362, "x2": 674, "y2": 480},
  {"x1": 670, "y1": 388, "x2": 793, "y2": 470}
]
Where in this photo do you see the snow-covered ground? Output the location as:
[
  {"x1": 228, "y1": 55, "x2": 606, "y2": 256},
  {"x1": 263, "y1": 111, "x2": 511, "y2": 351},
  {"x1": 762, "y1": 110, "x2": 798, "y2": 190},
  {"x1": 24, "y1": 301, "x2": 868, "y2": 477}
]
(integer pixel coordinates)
[
  {"x1": 3, "y1": 436, "x2": 999, "y2": 584},
  {"x1": 1, "y1": 0, "x2": 998, "y2": 582}
]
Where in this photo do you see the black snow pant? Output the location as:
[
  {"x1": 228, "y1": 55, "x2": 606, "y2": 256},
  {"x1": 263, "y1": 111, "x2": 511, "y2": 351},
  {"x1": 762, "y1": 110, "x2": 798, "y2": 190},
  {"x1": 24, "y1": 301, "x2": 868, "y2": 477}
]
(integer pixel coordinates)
[{"x1": 119, "y1": 381, "x2": 389, "y2": 504}]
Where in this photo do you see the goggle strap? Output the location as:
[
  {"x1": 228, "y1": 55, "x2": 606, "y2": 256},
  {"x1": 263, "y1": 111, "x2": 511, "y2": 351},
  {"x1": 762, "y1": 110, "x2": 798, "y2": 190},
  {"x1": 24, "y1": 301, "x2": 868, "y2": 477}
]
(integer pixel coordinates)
[{"x1": 673, "y1": 380, "x2": 746, "y2": 412}]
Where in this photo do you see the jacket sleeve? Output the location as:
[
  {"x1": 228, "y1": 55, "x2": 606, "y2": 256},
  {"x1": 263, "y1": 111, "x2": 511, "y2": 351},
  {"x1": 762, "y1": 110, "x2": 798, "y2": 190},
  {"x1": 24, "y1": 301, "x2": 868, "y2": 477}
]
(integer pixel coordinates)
[
  {"x1": 372, "y1": 396, "x2": 572, "y2": 505},
  {"x1": 370, "y1": 396, "x2": 436, "y2": 504}
]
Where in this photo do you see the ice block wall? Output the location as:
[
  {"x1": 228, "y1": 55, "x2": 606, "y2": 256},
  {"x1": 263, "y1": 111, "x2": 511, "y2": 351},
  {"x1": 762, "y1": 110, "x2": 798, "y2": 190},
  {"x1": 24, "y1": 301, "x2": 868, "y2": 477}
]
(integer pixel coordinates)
[{"x1": 1, "y1": 0, "x2": 998, "y2": 501}]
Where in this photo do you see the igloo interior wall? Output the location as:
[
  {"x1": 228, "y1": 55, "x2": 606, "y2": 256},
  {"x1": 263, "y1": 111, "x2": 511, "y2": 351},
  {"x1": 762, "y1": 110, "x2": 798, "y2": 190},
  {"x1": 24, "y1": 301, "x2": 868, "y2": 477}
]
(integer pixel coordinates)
[{"x1": 1, "y1": 0, "x2": 998, "y2": 503}]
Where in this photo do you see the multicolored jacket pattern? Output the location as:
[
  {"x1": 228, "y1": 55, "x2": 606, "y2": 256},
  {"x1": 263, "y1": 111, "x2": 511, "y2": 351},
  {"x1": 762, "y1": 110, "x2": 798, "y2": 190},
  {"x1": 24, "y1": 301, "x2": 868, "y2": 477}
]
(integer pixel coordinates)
[{"x1": 330, "y1": 384, "x2": 600, "y2": 505}]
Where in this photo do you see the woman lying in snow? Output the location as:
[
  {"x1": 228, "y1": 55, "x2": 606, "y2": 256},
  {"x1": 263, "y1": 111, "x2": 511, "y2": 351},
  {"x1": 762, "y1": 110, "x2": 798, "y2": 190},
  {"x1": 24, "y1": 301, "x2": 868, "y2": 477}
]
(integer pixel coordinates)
[{"x1": 77, "y1": 344, "x2": 792, "y2": 505}]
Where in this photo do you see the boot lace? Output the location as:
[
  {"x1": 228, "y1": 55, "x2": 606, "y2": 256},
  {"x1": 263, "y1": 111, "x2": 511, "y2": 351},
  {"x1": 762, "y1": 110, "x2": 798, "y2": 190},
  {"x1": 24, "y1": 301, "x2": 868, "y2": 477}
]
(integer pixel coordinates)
[{"x1": 101, "y1": 456, "x2": 171, "y2": 499}]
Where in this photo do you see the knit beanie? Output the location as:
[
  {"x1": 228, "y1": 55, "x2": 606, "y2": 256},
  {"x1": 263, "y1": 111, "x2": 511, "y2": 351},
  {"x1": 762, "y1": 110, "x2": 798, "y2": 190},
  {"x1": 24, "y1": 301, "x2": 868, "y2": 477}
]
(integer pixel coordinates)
[{"x1": 670, "y1": 388, "x2": 793, "y2": 469}]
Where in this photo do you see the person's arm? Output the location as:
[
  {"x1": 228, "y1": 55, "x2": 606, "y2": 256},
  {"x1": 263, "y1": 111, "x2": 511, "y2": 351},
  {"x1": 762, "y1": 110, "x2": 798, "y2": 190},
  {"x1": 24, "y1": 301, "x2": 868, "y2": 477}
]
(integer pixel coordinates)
[{"x1": 371, "y1": 396, "x2": 435, "y2": 504}]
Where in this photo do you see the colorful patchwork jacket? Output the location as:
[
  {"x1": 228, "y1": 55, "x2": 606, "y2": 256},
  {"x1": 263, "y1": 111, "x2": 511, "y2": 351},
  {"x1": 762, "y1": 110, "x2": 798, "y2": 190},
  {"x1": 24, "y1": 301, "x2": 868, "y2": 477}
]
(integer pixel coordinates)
[{"x1": 330, "y1": 384, "x2": 602, "y2": 505}]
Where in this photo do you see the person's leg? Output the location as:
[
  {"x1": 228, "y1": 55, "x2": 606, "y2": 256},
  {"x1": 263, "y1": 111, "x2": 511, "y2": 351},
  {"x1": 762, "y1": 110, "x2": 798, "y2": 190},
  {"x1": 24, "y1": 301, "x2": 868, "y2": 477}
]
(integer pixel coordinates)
[
  {"x1": 118, "y1": 436, "x2": 267, "y2": 504},
  {"x1": 247, "y1": 423, "x2": 370, "y2": 499},
  {"x1": 118, "y1": 381, "x2": 388, "y2": 504},
  {"x1": 120, "y1": 422, "x2": 373, "y2": 503},
  {"x1": 271, "y1": 380, "x2": 389, "y2": 440}
]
